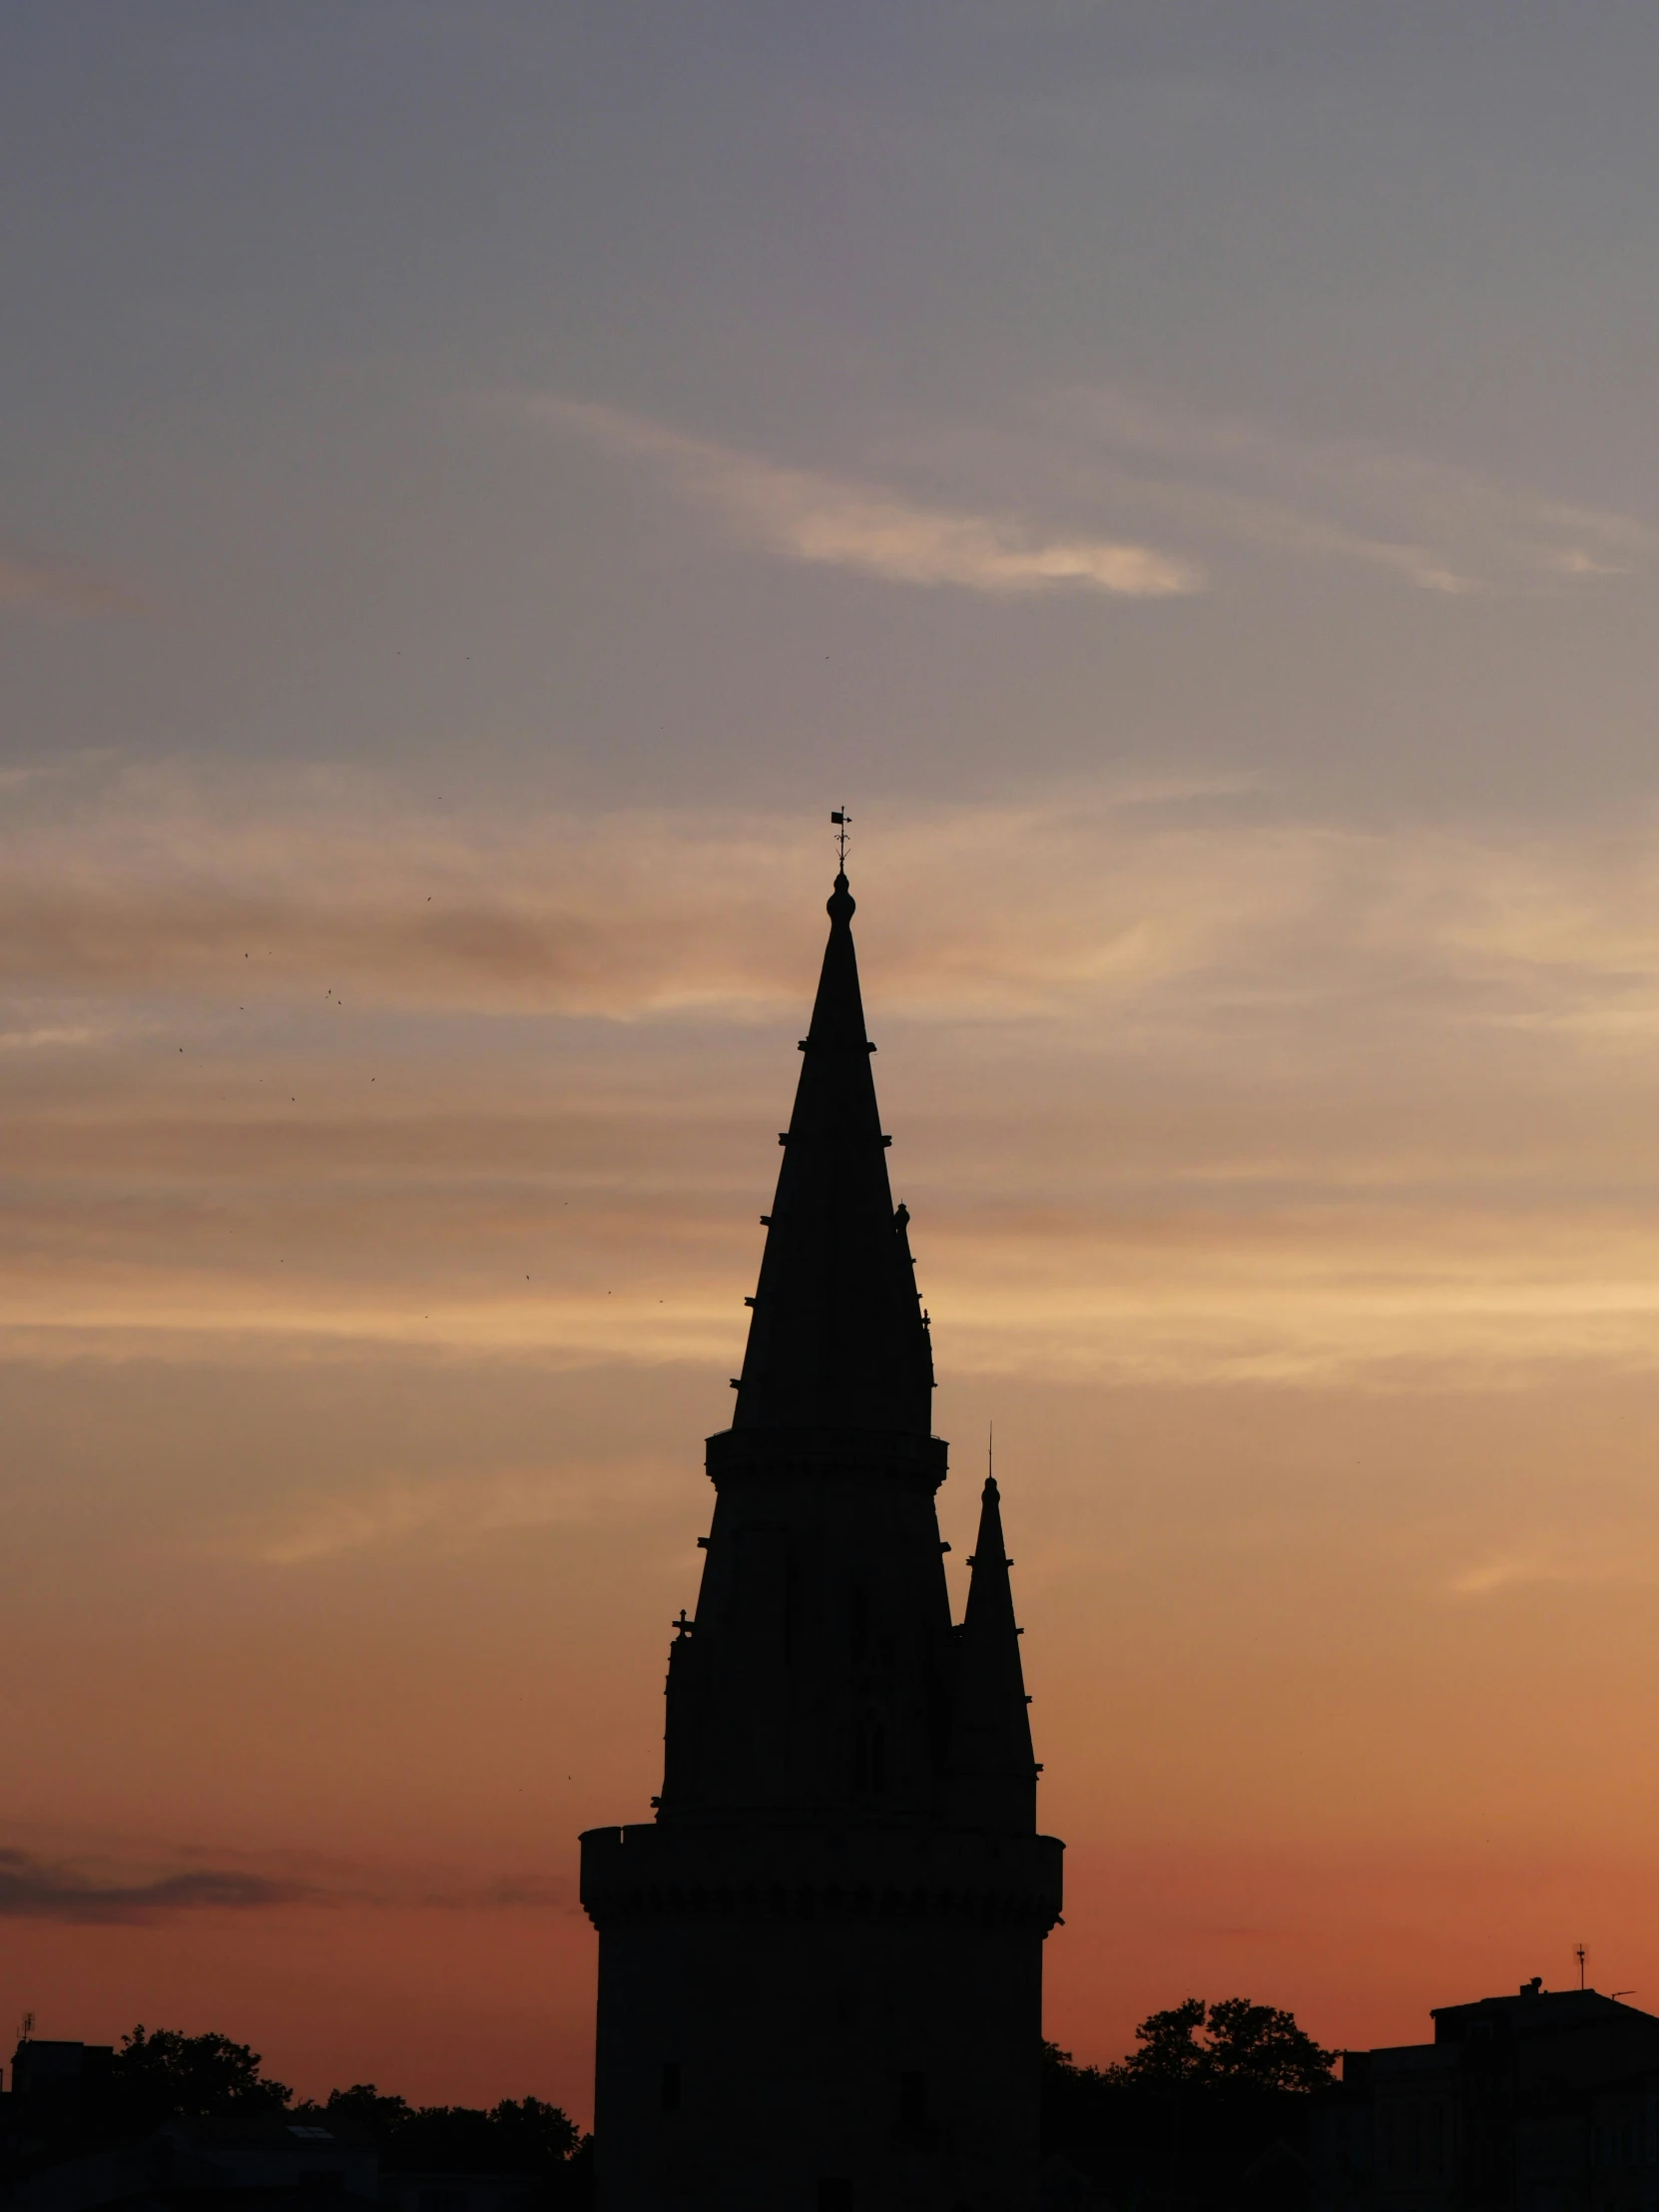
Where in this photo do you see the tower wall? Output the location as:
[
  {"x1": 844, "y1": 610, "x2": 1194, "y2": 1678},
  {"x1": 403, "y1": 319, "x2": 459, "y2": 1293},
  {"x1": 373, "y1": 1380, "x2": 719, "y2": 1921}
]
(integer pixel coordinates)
[
  {"x1": 583, "y1": 1824, "x2": 1061, "y2": 2212},
  {"x1": 662, "y1": 1431, "x2": 954, "y2": 1827}
]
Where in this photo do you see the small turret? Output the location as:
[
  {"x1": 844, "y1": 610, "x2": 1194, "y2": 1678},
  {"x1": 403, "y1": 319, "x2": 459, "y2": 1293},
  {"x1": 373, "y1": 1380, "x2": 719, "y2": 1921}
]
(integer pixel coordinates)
[{"x1": 946, "y1": 1474, "x2": 1038, "y2": 1833}]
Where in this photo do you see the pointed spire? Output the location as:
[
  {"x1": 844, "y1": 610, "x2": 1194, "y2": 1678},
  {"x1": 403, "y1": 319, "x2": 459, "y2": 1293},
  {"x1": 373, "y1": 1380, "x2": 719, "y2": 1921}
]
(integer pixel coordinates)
[
  {"x1": 731, "y1": 870, "x2": 933, "y2": 1437},
  {"x1": 945, "y1": 1474, "x2": 1038, "y2": 1834}
]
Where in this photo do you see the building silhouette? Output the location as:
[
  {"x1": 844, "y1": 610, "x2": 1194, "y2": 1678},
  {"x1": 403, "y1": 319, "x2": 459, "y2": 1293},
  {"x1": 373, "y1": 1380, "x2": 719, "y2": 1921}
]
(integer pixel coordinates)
[
  {"x1": 580, "y1": 867, "x2": 1064, "y2": 2211},
  {"x1": 1316, "y1": 1980, "x2": 1659, "y2": 2211}
]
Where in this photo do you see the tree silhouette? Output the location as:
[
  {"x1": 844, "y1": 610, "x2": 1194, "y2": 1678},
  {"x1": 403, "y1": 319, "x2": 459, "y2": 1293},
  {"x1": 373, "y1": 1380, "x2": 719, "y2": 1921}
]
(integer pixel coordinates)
[
  {"x1": 1201, "y1": 1997, "x2": 1336, "y2": 2093},
  {"x1": 112, "y1": 2027, "x2": 292, "y2": 2126},
  {"x1": 1043, "y1": 1996, "x2": 1335, "y2": 2210},
  {"x1": 314, "y1": 2084, "x2": 413, "y2": 2140},
  {"x1": 7, "y1": 2029, "x2": 588, "y2": 2207},
  {"x1": 318, "y1": 2087, "x2": 579, "y2": 2174},
  {"x1": 1104, "y1": 1996, "x2": 1336, "y2": 2094}
]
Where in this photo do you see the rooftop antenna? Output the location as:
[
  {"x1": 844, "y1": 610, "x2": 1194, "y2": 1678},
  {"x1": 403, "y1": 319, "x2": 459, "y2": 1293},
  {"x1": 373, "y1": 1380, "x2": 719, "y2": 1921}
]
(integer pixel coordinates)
[
  {"x1": 1576, "y1": 1943, "x2": 1588, "y2": 1989},
  {"x1": 830, "y1": 809, "x2": 850, "y2": 872},
  {"x1": 17, "y1": 2011, "x2": 33, "y2": 2044},
  {"x1": 988, "y1": 1417, "x2": 994, "y2": 1483}
]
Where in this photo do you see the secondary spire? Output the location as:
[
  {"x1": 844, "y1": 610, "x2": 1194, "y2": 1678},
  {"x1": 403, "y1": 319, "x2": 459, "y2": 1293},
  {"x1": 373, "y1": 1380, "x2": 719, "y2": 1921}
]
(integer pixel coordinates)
[{"x1": 946, "y1": 1473, "x2": 1039, "y2": 1833}]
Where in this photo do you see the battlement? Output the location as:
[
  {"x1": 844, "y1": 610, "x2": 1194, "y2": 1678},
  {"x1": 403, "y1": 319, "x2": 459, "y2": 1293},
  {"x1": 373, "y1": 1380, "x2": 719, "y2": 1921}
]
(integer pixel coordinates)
[{"x1": 579, "y1": 1821, "x2": 1063, "y2": 1935}]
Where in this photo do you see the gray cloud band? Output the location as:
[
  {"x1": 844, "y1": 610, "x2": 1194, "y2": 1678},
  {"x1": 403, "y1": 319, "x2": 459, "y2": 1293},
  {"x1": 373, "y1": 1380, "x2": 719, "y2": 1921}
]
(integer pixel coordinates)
[{"x1": 0, "y1": 1849, "x2": 569, "y2": 1922}]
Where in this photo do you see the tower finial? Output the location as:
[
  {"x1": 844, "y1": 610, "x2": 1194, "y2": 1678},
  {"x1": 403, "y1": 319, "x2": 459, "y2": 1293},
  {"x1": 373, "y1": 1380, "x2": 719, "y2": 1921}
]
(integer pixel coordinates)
[{"x1": 827, "y1": 809, "x2": 854, "y2": 921}]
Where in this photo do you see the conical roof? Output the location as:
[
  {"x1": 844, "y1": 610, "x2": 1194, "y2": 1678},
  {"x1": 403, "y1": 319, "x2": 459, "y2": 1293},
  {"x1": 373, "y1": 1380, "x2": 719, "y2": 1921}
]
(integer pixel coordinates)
[
  {"x1": 946, "y1": 1474, "x2": 1038, "y2": 1833},
  {"x1": 732, "y1": 870, "x2": 934, "y2": 1437}
]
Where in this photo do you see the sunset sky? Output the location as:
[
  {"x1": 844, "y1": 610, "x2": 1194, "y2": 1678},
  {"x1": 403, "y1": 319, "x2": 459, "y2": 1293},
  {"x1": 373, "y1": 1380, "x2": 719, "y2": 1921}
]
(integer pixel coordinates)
[{"x1": 11, "y1": 0, "x2": 1659, "y2": 2120}]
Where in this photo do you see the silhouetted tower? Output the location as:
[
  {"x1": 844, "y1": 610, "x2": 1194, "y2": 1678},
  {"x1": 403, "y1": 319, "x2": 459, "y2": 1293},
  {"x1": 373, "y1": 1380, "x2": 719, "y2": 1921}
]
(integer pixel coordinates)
[{"x1": 581, "y1": 866, "x2": 1063, "y2": 2212}]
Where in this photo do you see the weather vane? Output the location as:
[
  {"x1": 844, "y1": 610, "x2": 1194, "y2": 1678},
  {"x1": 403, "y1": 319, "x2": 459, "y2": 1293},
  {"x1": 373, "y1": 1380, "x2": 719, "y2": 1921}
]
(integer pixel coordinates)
[{"x1": 830, "y1": 808, "x2": 850, "y2": 870}]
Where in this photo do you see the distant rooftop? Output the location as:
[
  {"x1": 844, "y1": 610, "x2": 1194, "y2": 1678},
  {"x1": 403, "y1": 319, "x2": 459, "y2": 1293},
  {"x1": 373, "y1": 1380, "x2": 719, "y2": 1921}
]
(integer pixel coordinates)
[{"x1": 1431, "y1": 1982, "x2": 1659, "y2": 2041}]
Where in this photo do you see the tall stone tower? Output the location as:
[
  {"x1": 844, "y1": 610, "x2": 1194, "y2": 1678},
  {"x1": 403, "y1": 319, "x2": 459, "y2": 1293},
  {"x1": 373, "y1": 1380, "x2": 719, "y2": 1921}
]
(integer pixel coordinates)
[{"x1": 580, "y1": 867, "x2": 1063, "y2": 2212}]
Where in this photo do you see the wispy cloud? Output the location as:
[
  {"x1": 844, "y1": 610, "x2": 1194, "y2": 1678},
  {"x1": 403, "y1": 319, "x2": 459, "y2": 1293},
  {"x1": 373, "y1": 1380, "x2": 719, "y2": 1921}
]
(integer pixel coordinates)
[
  {"x1": 0, "y1": 763, "x2": 1265, "y2": 1018},
  {"x1": 1447, "y1": 1537, "x2": 1659, "y2": 1597},
  {"x1": 241, "y1": 1462, "x2": 671, "y2": 1566},
  {"x1": 0, "y1": 1024, "x2": 95, "y2": 1050},
  {"x1": 19, "y1": 765, "x2": 1659, "y2": 1386},
  {"x1": 17, "y1": 762, "x2": 1659, "y2": 1035},
  {"x1": 0, "y1": 553, "x2": 148, "y2": 623},
  {"x1": 0, "y1": 1845, "x2": 572, "y2": 1921},
  {"x1": 525, "y1": 385, "x2": 1651, "y2": 600},
  {"x1": 1046, "y1": 386, "x2": 1657, "y2": 595},
  {"x1": 0, "y1": 1848, "x2": 310, "y2": 1922},
  {"x1": 529, "y1": 396, "x2": 1201, "y2": 599}
]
